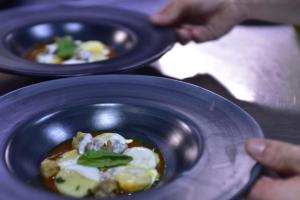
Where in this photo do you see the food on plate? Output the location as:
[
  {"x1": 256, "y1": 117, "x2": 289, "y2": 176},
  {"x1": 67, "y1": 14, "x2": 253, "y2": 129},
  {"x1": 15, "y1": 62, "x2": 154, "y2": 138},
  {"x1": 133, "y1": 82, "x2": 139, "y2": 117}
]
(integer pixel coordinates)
[
  {"x1": 26, "y1": 36, "x2": 115, "y2": 64},
  {"x1": 40, "y1": 132, "x2": 163, "y2": 198}
]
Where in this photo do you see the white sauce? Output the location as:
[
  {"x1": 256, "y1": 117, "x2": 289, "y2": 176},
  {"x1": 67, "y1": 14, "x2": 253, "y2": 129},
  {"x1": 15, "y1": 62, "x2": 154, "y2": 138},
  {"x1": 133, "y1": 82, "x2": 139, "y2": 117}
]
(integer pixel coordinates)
[
  {"x1": 37, "y1": 54, "x2": 57, "y2": 64},
  {"x1": 91, "y1": 133, "x2": 132, "y2": 153},
  {"x1": 78, "y1": 133, "x2": 93, "y2": 154},
  {"x1": 94, "y1": 133, "x2": 132, "y2": 145},
  {"x1": 58, "y1": 157, "x2": 101, "y2": 182},
  {"x1": 46, "y1": 44, "x2": 57, "y2": 54},
  {"x1": 77, "y1": 50, "x2": 92, "y2": 61},
  {"x1": 124, "y1": 147, "x2": 158, "y2": 169}
]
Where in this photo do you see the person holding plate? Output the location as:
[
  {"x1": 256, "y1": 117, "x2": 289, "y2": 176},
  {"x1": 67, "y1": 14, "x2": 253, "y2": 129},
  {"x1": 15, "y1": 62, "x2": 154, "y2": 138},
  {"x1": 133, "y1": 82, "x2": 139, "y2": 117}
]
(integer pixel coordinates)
[{"x1": 150, "y1": 0, "x2": 300, "y2": 199}]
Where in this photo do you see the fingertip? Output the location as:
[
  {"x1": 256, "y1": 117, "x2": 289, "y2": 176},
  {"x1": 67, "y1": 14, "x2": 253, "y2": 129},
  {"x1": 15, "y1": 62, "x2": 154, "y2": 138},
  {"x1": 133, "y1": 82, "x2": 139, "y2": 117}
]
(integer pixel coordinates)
[
  {"x1": 191, "y1": 28, "x2": 204, "y2": 43},
  {"x1": 176, "y1": 28, "x2": 192, "y2": 45},
  {"x1": 188, "y1": 25, "x2": 215, "y2": 43},
  {"x1": 245, "y1": 138, "x2": 266, "y2": 159},
  {"x1": 247, "y1": 138, "x2": 300, "y2": 175}
]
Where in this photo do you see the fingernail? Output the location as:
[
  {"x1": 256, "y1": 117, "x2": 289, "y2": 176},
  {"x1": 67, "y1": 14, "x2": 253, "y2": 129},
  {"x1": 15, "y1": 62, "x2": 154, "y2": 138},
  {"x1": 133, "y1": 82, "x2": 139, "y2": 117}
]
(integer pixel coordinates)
[{"x1": 247, "y1": 139, "x2": 266, "y2": 158}]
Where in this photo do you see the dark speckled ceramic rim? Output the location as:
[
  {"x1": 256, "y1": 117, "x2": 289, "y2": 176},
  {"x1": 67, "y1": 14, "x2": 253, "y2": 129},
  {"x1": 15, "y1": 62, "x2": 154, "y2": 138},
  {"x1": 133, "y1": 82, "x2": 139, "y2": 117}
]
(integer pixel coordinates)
[
  {"x1": 0, "y1": 75, "x2": 263, "y2": 200},
  {"x1": 0, "y1": 3, "x2": 176, "y2": 77}
]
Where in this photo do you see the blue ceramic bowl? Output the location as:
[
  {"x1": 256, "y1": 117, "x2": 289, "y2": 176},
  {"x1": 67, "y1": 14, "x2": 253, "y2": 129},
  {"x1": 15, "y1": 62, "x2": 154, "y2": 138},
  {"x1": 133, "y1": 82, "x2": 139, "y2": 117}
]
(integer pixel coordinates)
[
  {"x1": 0, "y1": 75, "x2": 263, "y2": 200},
  {"x1": 0, "y1": 3, "x2": 175, "y2": 77}
]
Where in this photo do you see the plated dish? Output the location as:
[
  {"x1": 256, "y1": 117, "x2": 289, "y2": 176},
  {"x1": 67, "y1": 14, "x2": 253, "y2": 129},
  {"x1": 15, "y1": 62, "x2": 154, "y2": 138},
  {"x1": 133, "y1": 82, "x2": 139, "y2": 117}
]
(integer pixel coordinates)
[
  {"x1": 27, "y1": 36, "x2": 116, "y2": 65},
  {"x1": 0, "y1": 75, "x2": 263, "y2": 200},
  {"x1": 41, "y1": 132, "x2": 163, "y2": 198},
  {"x1": 0, "y1": 3, "x2": 175, "y2": 77}
]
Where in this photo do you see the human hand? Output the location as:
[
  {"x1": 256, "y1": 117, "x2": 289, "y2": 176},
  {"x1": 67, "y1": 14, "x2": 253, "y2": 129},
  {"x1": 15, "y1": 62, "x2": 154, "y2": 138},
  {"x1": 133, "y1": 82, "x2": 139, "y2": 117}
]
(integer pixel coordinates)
[
  {"x1": 245, "y1": 138, "x2": 300, "y2": 200},
  {"x1": 150, "y1": 0, "x2": 247, "y2": 44}
]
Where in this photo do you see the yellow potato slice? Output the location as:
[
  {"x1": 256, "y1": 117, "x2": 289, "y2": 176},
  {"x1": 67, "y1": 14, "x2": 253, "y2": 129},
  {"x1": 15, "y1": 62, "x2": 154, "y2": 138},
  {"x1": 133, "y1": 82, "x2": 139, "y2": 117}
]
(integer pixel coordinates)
[
  {"x1": 58, "y1": 150, "x2": 78, "y2": 162},
  {"x1": 40, "y1": 159, "x2": 59, "y2": 179},
  {"x1": 55, "y1": 169, "x2": 98, "y2": 198},
  {"x1": 79, "y1": 41, "x2": 106, "y2": 54},
  {"x1": 115, "y1": 166, "x2": 154, "y2": 193}
]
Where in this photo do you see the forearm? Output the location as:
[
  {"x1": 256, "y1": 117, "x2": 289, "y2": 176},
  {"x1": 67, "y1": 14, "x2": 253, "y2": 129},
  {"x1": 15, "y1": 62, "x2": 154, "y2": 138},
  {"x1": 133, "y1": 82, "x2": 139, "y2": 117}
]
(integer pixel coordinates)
[{"x1": 235, "y1": 0, "x2": 300, "y2": 24}]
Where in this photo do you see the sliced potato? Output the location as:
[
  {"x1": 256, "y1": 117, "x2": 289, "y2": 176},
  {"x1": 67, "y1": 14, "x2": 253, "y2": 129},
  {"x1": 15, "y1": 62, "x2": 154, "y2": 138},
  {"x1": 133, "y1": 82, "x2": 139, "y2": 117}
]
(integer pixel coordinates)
[
  {"x1": 72, "y1": 132, "x2": 87, "y2": 149},
  {"x1": 40, "y1": 159, "x2": 59, "y2": 179},
  {"x1": 147, "y1": 169, "x2": 159, "y2": 184},
  {"x1": 52, "y1": 57, "x2": 63, "y2": 64},
  {"x1": 93, "y1": 179, "x2": 118, "y2": 198},
  {"x1": 58, "y1": 150, "x2": 78, "y2": 162},
  {"x1": 90, "y1": 54, "x2": 107, "y2": 62},
  {"x1": 115, "y1": 166, "x2": 153, "y2": 193},
  {"x1": 78, "y1": 41, "x2": 106, "y2": 54},
  {"x1": 154, "y1": 153, "x2": 160, "y2": 165},
  {"x1": 55, "y1": 169, "x2": 98, "y2": 198}
]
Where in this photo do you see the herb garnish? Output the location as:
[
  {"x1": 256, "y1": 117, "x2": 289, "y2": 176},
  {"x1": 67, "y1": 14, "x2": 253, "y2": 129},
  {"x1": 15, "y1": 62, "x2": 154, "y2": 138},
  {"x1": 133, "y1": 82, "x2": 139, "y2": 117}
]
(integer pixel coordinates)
[
  {"x1": 55, "y1": 177, "x2": 65, "y2": 183},
  {"x1": 56, "y1": 36, "x2": 77, "y2": 59},
  {"x1": 77, "y1": 150, "x2": 133, "y2": 168}
]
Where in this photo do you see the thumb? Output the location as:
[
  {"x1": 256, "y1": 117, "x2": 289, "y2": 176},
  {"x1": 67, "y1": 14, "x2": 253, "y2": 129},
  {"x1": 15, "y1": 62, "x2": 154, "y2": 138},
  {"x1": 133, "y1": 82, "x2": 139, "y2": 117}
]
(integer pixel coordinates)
[
  {"x1": 150, "y1": 0, "x2": 186, "y2": 26},
  {"x1": 246, "y1": 138, "x2": 300, "y2": 175},
  {"x1": 247, "y1": 176, "x2": 300, "y2": 200}
]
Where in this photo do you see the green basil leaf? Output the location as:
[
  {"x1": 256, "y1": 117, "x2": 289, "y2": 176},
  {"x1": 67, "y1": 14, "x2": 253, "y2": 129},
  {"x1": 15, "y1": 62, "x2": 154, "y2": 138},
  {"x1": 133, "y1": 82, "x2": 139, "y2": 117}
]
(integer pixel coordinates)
[
  {"x1": 77, "y1": 151, "x2": 133, "y2": 168},
  {"x1": 56, "y1": 36, "x2": 77, "y2": 59}
]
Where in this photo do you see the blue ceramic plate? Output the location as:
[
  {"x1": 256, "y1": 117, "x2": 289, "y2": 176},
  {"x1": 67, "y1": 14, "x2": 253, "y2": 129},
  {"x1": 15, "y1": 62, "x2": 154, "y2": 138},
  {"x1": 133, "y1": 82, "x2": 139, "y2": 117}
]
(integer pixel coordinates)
[
  {"x1": 0, "y1": 3, "x2": 175, "y2": 77},
  {"x1": 0, "y1": 75, "x2": 263, "y2": 200}
]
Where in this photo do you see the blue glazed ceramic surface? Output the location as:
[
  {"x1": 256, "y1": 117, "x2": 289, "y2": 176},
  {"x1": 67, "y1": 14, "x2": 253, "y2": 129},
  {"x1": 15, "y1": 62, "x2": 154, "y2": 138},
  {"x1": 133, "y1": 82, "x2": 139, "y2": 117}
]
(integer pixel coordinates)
[
  {"x1": 0, "y1": 75, "x2": 263, "y2": 200},
  {"x1": 0, "y1": 3, "x2": 175, "y2": 77}
]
